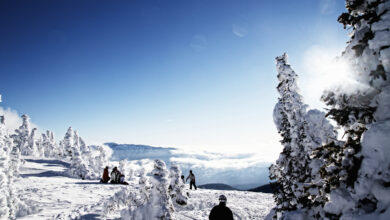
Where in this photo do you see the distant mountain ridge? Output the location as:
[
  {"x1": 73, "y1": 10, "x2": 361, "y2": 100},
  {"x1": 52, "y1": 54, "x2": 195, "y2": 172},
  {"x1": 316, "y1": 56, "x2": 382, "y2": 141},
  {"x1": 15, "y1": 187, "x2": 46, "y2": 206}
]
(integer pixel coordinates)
[
  {"x1": 105, "y1": 142, "x2": 176, "y2": 151},
  {"x1": 198, "y1": 183, "x2": 239, "y2": 191},
  {"x1": 248, "y1": 184, "x2": 273, "y2": 193},
  {"x1": 105, "y1": 142, "x2": 175, "y2": 162},
  {"x1": 198, "y1": 183, "x2": 273, "y2": 194}
]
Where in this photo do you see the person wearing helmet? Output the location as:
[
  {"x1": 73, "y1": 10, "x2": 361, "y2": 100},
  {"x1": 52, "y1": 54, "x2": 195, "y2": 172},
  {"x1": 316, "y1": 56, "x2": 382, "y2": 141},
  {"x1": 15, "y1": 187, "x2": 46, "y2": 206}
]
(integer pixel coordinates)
[{"x1": 209, "y1": 195, "x2": 234, "y2": 220}]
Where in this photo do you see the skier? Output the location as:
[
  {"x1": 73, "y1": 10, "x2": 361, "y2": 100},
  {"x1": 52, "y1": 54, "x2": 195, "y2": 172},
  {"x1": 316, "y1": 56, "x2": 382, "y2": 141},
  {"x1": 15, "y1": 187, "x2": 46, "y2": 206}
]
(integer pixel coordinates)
[
  {"x1": 100, "y1": 166, "x2": 110, "y2": 183},
  {"x1": 209, "y1": 195, "x2": 234, "y2": 220},
  {"x1": 186, "y1": 170, "x2": 197, "y2": 190},
  {"x1": 181, "y1": 175, "x2": 185, "y2": 184}
]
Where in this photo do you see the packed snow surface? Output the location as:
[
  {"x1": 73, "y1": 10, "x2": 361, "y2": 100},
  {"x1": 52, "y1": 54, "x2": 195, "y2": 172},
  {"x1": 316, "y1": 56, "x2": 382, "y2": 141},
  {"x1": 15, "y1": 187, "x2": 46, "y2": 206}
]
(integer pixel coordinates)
[{"x1": 15, "y1": 157, "x2": 274, "y2": 219}]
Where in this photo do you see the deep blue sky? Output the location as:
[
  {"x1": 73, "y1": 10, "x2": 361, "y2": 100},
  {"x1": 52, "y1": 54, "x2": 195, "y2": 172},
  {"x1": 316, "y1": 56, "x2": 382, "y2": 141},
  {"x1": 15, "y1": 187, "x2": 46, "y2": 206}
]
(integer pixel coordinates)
[{"x1": 0, "y1": 0, "x2": 347, "y2": 158}]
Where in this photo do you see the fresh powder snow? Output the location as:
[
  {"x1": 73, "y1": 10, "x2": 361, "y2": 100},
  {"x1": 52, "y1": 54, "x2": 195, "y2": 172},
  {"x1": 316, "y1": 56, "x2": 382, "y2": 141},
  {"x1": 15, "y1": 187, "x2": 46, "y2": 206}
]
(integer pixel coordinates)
[{"x1": 15, "y1": 156, "x2": 274, "y2": 219}]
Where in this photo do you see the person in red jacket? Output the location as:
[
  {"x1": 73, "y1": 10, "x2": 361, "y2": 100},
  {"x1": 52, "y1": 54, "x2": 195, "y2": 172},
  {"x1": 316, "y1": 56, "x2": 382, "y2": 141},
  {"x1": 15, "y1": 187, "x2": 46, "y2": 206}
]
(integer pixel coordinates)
[{"x1": 100, "y1": 166, "x2": 110, "y2": 183}]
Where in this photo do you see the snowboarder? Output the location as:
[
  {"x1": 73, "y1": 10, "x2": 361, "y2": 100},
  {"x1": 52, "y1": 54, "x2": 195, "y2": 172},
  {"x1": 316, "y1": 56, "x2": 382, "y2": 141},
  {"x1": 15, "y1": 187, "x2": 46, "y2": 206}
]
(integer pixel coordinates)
[
  {"x1": 209, "y1": 195, "x2": 234, "y2": 220},
  {"x1": 100, "y1": 166, "x2": 110, "y2": 183},
  {"x1": 186, "y1": 170, "x2": 197, "y2": 190}
]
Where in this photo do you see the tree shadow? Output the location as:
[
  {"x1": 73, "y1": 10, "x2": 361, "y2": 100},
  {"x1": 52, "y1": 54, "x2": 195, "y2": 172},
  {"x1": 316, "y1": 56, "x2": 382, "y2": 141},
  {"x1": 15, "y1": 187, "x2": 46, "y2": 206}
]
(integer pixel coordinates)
[
  {"x1": 21, "y1": 170, "x2": 66, "y2": 178},
  {"x1": 73, "y1": 181, "x2": 102, "y2": 185},
  {"x1": 77, "y1": 214, "x2": 101, "y2": 220},
  {"x1": 25, "y1": 159, "x2": 70, "y2": 168}
]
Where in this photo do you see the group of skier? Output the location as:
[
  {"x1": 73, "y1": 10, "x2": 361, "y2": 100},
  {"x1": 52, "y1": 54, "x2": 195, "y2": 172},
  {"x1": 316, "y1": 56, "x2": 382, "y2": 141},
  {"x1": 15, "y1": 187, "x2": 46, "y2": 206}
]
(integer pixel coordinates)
[
  {"x1": 100, "y1": 167, "x2": 233, "y2": 219},
  {"x1": 100, "y1": 166, "x2": 128, "y2": 185}
]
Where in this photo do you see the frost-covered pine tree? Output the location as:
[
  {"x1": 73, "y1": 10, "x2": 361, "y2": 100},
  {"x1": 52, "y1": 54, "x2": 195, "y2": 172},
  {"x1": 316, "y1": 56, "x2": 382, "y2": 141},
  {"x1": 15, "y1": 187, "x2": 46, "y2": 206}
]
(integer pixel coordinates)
[
  {"x1": 41, "y1": 130, "x2": 59, "y2": 158},
  {"x1": 62, "y1": 127, "x2": 75, "y2": 160},
  {"x1": 302, "y1": 110, "x2": 338, "y2": 218},
  {"x1": 123, "y1": 160, "x2": 175, "y2": 219},
  {"x1": 78, "y1": 136, "x2": 89, "y2": 157},
  {"x1": 319, "y1": 0, "x2": 390, "y2": 219},
  {"x1": 270, "y1": 54, "x2": 338, "y2": 219},
  {"x1": 270, "y1": 53, "x2": 312, "y2": 216},
  {"x1": 11, "y1": 114, "x2": 32, "y2": 156},
  {"x1": 85, "y1": 145, "x2": 111, "y2": 179},
  {"x1": 72, "y1": 130, "x2": 80, "y2": 156},
  {"x1": 169, "y1": 164, "x2": 188, "y2": 206},
  {"x1": 0, "y1": 114, "x2": 11, "y2": 219},
  {"x1": 67, "y1": 145, "x2": 90, "y2": 180},
  {"x1": 118, "y1": 159, "x2": 133, "y2": 182},
  {"x1": 28, "y1": 127, "x2": 40, "y2": 157},
  {"x1": 0, "y1": 98, "x2": 27, "y2": 219}
]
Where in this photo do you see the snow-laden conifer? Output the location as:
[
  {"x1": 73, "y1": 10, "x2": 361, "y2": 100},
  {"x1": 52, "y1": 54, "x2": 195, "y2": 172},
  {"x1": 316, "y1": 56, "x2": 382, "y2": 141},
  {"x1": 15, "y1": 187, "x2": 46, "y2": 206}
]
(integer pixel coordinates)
[
  {"x1": 28, "y1": 128, "x2": 41, "y2": 157},
  {"x1": 123, "y1": 160, "x2": 175, "y2": 219},
  {"x1": 62, "y1": 127, "x2": 74, "y2": 159},
  {"x1": 41, "y1": 130, "x2": 60, "y2": 158},
  {"x1": 119, "y1": 159, "x2": 134, "y2": 182},
  {"x1": 67, "y1": 145, "x2": 90, "y2": 180},
  {"x1": 169, "y1": 164, "x2": 188, "y2": 206},
  {"x1": 85, "y1": 144, "x2": 111, "y2": 179},
  {"x1": 270, "y1": 53, "x2": 311, "y2": 215},
  {"x1": 270, "y1": 54, "x2": 338, "y2": 219},
  {"x1": 0, "y1": 99, "x2": 33, "y2": 219},
  {"x1": 11, "y1": 114, "x2": 32, "y2": 156},
  {"x1": 319, "y1": 0, "x2": 390, "y2": 218},
  {"x1": 0, "y1": 114, "x2": 11, "y2": 219}
]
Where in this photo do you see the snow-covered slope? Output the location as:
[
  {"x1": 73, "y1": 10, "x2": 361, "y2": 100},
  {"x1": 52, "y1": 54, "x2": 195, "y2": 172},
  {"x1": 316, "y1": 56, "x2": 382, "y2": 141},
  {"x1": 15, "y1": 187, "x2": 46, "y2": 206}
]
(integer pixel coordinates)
[
  {"x1": 15, "y1": 157, "x2": 274, "y2": 219},
  {"x1": 107, "y1": 142, "x2": 271, "y2": 189}
]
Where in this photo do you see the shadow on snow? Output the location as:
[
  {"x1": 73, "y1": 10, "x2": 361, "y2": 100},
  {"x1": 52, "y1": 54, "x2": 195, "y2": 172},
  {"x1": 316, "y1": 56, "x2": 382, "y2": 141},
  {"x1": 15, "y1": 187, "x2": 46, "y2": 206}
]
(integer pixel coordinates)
[
  {"x1": 73, "y1": 182, "x2": 102, "y2": 185},
  {"x1": 21, "y1": 170, "x2": 66, "y2": 178},
  {"x1": 25, "y1": 159, "x2": 70, "y2": 168}
]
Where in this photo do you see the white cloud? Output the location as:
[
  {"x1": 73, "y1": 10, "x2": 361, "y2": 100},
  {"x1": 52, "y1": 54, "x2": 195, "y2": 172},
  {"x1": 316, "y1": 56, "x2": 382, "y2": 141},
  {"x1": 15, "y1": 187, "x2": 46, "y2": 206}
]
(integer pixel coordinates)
[
  {"x1": 170, "y1": 148, "x2": 270, "y2": 170},
  {"x1": 232, "y1": 23, "x2": 248, "y2": 38},
  {"x1": 0, "y1": 107, "x2": 40, "y2": 134}
]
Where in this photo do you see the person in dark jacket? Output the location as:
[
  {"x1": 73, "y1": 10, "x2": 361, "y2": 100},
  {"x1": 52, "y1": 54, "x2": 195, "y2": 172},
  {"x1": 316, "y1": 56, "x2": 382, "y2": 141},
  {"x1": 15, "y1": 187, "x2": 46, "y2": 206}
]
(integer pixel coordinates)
[
  {"x1": 100, "y1": 166, "x2": 110, "y2": 183},
  {"x1": 209, "y1": 195, "x2": 234, "y2": 220},
  {"x1": 186, "y1": 170, "x2": 197, "y2": 190},
  {"x1": 110, "y1": 167, "x2": 120, "y2": 184}
]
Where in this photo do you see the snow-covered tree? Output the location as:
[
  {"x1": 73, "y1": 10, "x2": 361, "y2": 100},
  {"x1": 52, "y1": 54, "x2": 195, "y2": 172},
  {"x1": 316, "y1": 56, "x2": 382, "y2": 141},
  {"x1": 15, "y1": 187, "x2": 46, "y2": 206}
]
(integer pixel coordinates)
[
  {"x1": 67, "y1": 145, "x2": 90, "y2": 180},
  {"x1": 62, "y1": 127, "x2": 75, "y2": 159},
  {"x1": 41, "y1": 130, "x2": 60, "y2": 158},
  {"x1": 119, "y1": 159, "x2": 133, "y2": 182},
  {"x1": 63, "y1": 127, "x2": 111, "y2": 180},
  {"x1": 270, "y1": 54, "x2": 338, "y2": 219},
  {"x1": 270, "y1": 53, "x2": 312, "y2": 216},
  {"x1": 319, "y1": 0, "x2": 390, "y2": 218},
  {"x1": 0, "y1": 98, "x2": 29, "y2": 219},
  {"x1": 169, "y1": 164, "x2": 188, "y2": 206},
  {"x1": 11, "y1": 114, "x2": 32, "y2": 156},
  {"x1": 0, "y1": 114, "x2": 11, "y2": 219},
  {"x1": 122, "y1": 160, "x2": 175, "y2": 219},
  {"x1": 84, "y1": 144, "x2": 111, "y2": 179},
  {"x1": 28, "y1": 127, "x2": 41, "y2": 157}
]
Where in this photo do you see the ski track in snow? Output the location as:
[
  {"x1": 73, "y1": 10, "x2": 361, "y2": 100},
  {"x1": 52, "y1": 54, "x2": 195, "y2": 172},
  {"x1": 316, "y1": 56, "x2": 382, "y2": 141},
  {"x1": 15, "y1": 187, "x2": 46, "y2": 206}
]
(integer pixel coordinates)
[{"x1": 15, "y1": 157, "x2": 274, "y2": 219}]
